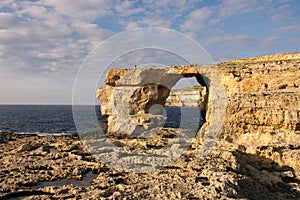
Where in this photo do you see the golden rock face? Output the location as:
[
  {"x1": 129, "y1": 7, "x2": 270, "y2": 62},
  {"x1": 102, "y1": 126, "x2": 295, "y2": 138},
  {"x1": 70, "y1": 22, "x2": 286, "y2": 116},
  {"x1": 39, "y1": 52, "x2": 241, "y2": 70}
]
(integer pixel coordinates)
[
  {"x1": 218, "y1": 53, "x2": 300, "y2": 146},
  {"x1": 97, "y1": 53, "x2": 300, "y2": 170},
  {"x1": 97, "y1": 53, "x2": 300, "y2": 134},
  {"x1": 217, "y1": 53, "x2": 300, "y2": 172},
  {"x1": 218, "y1": 53, "x2": 300, "y2": 93}
]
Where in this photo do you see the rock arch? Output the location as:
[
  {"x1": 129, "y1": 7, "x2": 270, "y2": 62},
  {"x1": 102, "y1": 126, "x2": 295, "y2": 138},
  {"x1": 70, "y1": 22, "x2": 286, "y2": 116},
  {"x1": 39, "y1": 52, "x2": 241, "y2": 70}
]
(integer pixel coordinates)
[{"x1": 96, "y1": 65, "x2": 226, "y2": 138}]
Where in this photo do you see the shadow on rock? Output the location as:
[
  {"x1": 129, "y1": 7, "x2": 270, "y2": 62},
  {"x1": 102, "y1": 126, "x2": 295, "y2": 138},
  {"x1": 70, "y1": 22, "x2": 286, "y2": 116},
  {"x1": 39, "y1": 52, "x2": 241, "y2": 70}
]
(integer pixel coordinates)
[{"x1": 233, "y1": 150, "x2": 300, "y2": 200}]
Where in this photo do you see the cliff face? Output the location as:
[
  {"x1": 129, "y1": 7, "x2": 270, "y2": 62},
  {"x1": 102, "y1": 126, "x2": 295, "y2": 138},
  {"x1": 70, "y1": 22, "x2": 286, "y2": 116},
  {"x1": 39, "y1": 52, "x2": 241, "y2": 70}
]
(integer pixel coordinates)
[
  {"x1": 218, "y1": 54, "x2": 300, "y2": 142},
  {"x1": 218, "y1": 53, "x2": 300, "y2": 172},
  {"x1": 96, "y1": 53, "x2": 300, "y2": 171},
  {"x1": 165, "y1": 86, "x2": 206, "y2": 107}
]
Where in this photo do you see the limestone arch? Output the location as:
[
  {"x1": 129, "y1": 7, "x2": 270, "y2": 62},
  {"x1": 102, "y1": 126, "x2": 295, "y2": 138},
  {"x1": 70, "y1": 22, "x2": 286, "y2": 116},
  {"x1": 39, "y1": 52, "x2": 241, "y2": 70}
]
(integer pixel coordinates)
[{"x1": 97, "y1": 65, "x2": 225, "y2": 143}]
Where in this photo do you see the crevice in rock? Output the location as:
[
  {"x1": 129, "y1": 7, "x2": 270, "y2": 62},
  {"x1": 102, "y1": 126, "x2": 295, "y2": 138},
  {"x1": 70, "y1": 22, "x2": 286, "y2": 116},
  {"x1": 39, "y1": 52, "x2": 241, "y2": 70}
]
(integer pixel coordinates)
[
  {"x1": 32, "y1": 171, "x2": 98, "y2": 189},
  {"x1": 0, "y1": 190, "x2": 53, "y2": 200}
]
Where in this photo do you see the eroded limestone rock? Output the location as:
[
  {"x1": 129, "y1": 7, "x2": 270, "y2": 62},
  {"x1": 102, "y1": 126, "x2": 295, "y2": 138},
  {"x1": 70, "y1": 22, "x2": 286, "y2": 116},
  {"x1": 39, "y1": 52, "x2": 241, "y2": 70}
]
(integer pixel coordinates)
[
  {"x1": 165, "y1": 86, "x2": 207, "y2": 107},
  {"x1": 96, "y1": 52, "x2": 300, "y2": 170},
  {"x1": 96, "y1": 64, "x2": 224, "y2": 136},
  {"x1": 218, "y1": 53, "x2": 300, "y2": 148},
  {"x1": 1, "y1": 133, "x2": 300, "y2": 199},
  {"x1": 1, "y1": 53, "x2": 300, "y2": 199}
]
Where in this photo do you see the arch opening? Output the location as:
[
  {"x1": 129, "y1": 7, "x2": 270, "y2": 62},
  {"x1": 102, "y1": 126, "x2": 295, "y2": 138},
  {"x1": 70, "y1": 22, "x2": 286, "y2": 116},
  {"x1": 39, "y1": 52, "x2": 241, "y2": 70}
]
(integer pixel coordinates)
[{"x1": 163, "y1": 76, "x2": 208, "y2": 130}]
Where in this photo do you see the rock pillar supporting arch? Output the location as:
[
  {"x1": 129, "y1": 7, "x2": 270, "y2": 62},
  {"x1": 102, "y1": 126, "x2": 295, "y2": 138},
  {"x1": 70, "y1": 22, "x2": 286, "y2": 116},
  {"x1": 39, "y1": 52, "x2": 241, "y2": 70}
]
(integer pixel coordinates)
[{"x1": 96, "y1": 65, "x2": 226, "y2": 148}]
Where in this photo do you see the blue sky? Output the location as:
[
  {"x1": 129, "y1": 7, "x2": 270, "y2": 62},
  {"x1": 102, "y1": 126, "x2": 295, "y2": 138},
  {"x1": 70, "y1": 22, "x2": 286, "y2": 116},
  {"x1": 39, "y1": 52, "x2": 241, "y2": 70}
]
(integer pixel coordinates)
[{"x1": 0, "y1": 0, "x2": 299, "y2": 104}]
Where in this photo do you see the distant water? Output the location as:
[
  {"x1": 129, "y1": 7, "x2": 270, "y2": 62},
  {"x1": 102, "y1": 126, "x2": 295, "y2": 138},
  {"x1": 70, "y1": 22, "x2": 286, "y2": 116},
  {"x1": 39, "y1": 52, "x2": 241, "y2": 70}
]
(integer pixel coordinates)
[{"x1": 0, "y1": 105, "x2": 204, "y2": 135}]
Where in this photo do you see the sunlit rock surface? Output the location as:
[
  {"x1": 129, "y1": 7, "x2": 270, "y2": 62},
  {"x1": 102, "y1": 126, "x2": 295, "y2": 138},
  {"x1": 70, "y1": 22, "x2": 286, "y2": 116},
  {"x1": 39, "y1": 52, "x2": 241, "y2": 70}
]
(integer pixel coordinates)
[
  {"x1": 96, "y1": 52, "x2": 300, "y2": 173},
  {"x1": 165, "y1": 86, "x2": 207, "y2": 107},
  {"x1": 1, "y1": 53, "x2": 300, "y2": 199},
  {"x1": 96, "y1": 65, "x2": 221, "y2": 136},
  {"x1": 218, "y1": 53, "x2": 300, "y2": 149}
]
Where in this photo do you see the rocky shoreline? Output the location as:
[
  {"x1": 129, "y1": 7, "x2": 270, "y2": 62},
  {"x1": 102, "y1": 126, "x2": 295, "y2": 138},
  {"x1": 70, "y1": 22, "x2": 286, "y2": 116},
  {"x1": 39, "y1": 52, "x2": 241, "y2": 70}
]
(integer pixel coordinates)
[
  {"x1": 1, "y1": 52, "x2": 300, "y2": 199},
  {"x1": 1, "y1": 131, "x2": 300, "y2": 199}
]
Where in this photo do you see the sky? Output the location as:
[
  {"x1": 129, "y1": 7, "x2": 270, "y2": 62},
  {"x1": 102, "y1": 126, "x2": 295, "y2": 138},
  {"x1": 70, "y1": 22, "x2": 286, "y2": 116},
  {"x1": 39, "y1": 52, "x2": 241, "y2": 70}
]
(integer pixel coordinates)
[{"x1": 0, "y1": 0, "x2": 299, "y2": 104}]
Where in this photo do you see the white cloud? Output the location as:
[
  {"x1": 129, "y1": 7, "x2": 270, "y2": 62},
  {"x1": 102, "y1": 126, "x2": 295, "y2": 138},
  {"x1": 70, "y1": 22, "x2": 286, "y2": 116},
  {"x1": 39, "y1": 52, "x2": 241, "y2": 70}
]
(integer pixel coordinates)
[
  {"x1": 264, "y1": 1, "x2": 294, "y2": 24},
  {"x1": 0, "y1": 0, "x2": 13, "y2": 8},
  {"x1": 114, "y1": 0, "x2": 182, "y2": 30},
  {"x1": 119, "y1": 17, "x2": 172, "y2": 30},
  {"x1": 180, "y1": 7, "x2": 212, "y2": 31},
  {"x1": 41, "y1": 0, "x2": 114, "y2": 21},
  {"x1": 0, "y1": 12, "x2": 73, "y2": 68},
  {"x1": 124, "y1": 21, "x2": 140, "y2": 30},
  {"x1": 276, "y1": 24, "x2": 300, "y2": 32},
  {"x1": 114, "y1": 0, "x2": 144, "y2": 17},
  {"x1": 0, "y1": 1, "x2": 117, "y2": 104},
  {"x1": 71, "y1": 21, "x2": 112, "y2": 46},
  {"x1": 139, "y1": 18, "x2": 171, "y2": 28},
  {"x1": 0, "y1": 4, "x2": 115, "y2": 93},
  {"x1": 15, "y1": 3, "x2": 48, "y2": 18},
  {"x1": 217, "y1": 0, "x2": 265, "y2": 18},
  {"x1": 115, "y1": 0, "x2": 204, "y2": 31},
  {"x1": 140, "y1": 0, "x2": 189, "y2": 14}
]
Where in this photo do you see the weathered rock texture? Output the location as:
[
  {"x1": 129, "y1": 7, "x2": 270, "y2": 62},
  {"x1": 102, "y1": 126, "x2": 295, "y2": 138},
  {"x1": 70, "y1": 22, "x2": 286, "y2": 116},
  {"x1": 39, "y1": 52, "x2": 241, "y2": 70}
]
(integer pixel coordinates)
[
  {"x1": 1, "y1": 52, "x2": 300, "y2": 199},
  {"x1": 0, "y1": 131, "x2": 300, "y2": 200},
  {"x1": 97, "y1": 53, "x2": 300, "y2": 151},
  {"x1": 96, "y1": 65, "x2": 225, "y2": 136},
  {"x1": 165, "y1": 86, "x2": 207, "y2": 107},
  {"x1": 218, "y1": 53, "x2": 300, "y2": 146},
  {"x1": 96, "y1": 52, "x2": 300, "y2": 179},
  {"x1": 1, "y1": 132, "x2": 300, "y2": 199}
]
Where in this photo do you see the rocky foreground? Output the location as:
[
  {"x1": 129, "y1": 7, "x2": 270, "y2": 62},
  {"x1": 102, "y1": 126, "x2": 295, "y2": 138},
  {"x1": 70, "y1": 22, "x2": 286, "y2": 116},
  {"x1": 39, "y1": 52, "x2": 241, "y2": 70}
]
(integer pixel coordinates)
[
  {"x1": 1, "y1": 131, "x2": 299, "y2": 200},
  {"x1": 1, "y1": 52, "x2": 300, "y2": 199}
]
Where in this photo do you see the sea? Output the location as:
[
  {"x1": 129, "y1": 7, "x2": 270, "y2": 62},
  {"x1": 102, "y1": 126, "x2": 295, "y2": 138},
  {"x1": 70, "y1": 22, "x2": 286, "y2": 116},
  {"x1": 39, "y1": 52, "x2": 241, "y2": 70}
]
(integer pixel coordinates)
[{"x1": 0, "y1": 105, "x2": 204, "y2": 135}]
